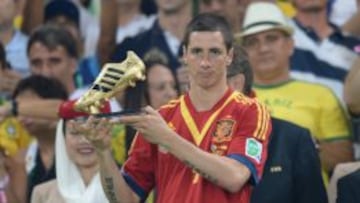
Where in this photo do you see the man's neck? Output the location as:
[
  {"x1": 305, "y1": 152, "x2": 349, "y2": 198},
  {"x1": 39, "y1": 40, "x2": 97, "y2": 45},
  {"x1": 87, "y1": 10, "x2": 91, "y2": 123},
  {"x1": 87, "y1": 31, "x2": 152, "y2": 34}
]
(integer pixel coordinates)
[
  {"x1": 189, "y1": 82, "x2": 228, "y2": 112},
  {"x1": 296, "y1": 9, "x2": 333, "y2": 40},
  {"x1": 117, "y1": 3, "x2": 141, "y2": 26},
  {"x1": 158, "y1": 3, "x2": 192, "y2": 40},
  {"x1": 254, "y1": 74, "x2": 290, "y2": 86},
  {"x1": 0, "y1": 25, "x2": 15, "y2": 45}
]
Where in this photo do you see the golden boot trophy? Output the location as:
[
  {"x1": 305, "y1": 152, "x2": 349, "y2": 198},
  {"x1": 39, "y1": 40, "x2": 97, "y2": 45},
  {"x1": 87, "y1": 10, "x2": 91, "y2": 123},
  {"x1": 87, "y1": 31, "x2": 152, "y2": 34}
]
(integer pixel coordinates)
[{"x1": 74, "y1": 51, "x2": 146, "y2": 115}]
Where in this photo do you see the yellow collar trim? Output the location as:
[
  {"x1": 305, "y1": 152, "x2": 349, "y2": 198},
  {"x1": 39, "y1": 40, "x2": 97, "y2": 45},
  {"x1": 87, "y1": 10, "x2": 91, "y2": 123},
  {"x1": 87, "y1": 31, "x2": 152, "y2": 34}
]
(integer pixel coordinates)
[{"x1": 180, "y1": 92, "x2": 236, "y2": 146}]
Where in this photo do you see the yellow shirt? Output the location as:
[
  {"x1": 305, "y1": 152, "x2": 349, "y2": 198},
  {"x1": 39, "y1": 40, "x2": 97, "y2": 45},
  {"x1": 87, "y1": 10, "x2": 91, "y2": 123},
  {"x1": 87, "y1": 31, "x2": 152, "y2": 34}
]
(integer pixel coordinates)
[
  {"x1": 0, "y1": 117, "x2": 32, "y2": 156},
  {"x1": 254, "y1": 80, "x2": 350, "y2": 185},
  {"x1": 254, "y1": 80, "x2": 350, "y2": 141}
]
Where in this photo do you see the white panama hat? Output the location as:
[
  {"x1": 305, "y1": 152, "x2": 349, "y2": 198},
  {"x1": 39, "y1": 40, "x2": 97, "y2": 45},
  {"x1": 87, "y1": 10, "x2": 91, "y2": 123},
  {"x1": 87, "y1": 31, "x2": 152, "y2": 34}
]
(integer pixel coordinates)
[{"x1": 236, "y1": 2, "x2": 293, "y2": 41}]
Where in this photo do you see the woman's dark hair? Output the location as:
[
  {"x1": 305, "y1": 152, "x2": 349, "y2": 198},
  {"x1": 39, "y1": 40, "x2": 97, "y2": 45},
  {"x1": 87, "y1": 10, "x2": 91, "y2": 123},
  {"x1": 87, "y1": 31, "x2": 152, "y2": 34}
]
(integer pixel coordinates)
[{"x1": 12, "y1": 75, "x2": 68, "y2": 100}]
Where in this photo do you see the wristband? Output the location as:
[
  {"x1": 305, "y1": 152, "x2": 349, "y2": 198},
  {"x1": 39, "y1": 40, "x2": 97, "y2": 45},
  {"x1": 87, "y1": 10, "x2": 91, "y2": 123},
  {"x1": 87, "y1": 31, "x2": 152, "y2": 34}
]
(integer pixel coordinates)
[
  {"x1": 58, "y1": 100, "x2": 111, "y2": 119},
  {"x1": 10, "y1": 100, "x2": 17, "y2": 116}
]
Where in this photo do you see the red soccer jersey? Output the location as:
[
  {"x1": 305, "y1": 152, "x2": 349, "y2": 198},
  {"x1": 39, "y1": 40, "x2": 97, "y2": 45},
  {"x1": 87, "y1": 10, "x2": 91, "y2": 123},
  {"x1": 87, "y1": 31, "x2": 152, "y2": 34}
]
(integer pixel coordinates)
[{"x1": 122, "y1": 89, "x2": 271, "y2": 203}]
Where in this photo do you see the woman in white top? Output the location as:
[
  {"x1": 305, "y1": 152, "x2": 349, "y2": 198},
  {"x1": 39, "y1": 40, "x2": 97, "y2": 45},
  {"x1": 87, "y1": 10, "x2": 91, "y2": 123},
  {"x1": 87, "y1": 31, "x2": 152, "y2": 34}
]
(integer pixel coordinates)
[{"x1": 31, "y1": 119, "x2": 108, "y2": 203}]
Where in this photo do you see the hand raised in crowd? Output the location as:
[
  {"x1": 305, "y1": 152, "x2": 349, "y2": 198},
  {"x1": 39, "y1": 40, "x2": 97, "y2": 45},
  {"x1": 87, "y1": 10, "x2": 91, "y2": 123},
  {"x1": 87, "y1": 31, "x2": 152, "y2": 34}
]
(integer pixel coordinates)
[{"x1": 0, "y1": 149, "x2": 27, "y2": 203}]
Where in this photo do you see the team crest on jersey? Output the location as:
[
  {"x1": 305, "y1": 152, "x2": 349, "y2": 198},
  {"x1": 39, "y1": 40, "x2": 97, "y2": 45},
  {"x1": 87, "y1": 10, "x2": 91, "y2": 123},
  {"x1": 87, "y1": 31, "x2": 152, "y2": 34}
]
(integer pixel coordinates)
[
  {"x1": 210, "y1": 118, "x2": 235, "y2": 155},
  {"x1": 245, "y1": 138, "x2": 262, "y2": 163}
]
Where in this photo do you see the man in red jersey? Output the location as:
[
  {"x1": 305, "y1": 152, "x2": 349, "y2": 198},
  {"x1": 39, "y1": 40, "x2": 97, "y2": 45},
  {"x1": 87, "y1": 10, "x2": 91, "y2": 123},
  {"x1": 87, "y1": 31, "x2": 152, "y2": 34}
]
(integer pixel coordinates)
[{"x1": 73, "y1": 13, "x2": 271, "y2": 203}]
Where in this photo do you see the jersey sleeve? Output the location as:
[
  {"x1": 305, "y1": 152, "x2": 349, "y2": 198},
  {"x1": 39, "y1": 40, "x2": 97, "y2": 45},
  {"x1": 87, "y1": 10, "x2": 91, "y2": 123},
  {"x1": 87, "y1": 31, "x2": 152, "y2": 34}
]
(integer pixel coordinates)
[
  {"x1": 227, "y1": 101, "x2": 271, "y2": 185},
  {"x1": 319, "y1": 89, "x2": 350, "y2": 141},
  {"x1": 122, "y1": 133, "x2": 156, "y2": 200}
]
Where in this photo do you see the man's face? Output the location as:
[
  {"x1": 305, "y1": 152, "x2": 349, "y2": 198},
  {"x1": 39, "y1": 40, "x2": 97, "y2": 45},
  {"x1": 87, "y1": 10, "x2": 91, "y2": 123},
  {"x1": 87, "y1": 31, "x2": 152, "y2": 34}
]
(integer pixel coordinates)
[
  {"x1": 243, "y1": 29, "x2": 293, "y2": 81},
  {"x1": 292, "y1": 0, "x2": 327, "y2": 12},
  {"x1": 28, "y1": 42, "x2": 76, "y2": 90},
  {"x1": 0, "y1": 0, "x2": 16, "y2": 27},
  {"x1": 156, "y1": 0, "x2": 189, "y2": 14},
  {"x1": 183, "y1": 31, "x2": 232, "y2": 90}
]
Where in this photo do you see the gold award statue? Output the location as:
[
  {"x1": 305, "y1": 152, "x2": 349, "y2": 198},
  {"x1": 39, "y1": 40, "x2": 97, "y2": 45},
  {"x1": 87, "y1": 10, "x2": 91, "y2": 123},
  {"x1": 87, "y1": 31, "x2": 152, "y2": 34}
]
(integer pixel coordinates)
[{"x1": 74, "y1": 51, "x2": 146, "y2": 115}]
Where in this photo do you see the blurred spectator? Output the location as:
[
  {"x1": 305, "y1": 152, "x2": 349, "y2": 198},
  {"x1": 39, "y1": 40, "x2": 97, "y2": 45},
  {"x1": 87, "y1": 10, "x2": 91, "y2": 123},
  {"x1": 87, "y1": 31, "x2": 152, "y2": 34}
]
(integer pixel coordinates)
[
  {"x1": 27, "y1": 24, "x2": 88, "y2": 98},
  {"x1": 199, "y1": 0, "x2": 295, "y2": 32},
  {"x1": 97, "y1": 0, "x2": 118, "y2": 66},
  {"x1": 98, "y1": 0, "x2": 157, "y2": 66},
  {"x1": 0, "y1": 42, "x2": 19, "y2": 99},
  {"x1": 238, "y1": 2, "x2": 353, "y2": 183},
  {"x1": 289, "y1": 0, "x2": 360, "y2": 104},
  {"x1": 0, "y1": 0, "x2": 29, "y2": 77},
  {"x1": 143, "y1": 49, "x2": 179, "y2": 109},
  {"x1": 228, "y1": 45, "x2": 327, "y2": 203},
  {"x1": 111, "y1": 0, "x2": 193, "y2": 72},
  {"x1": 44, "y1": 0, "x2": 99, "y2": 87},
  {"x1": 200, "y1": 0, "x2": 249, "y2": 33},
  {"x1": 22, "y1": 0, "x2": 100, "y2": 59},
  {"x1": 0, "y1": 40, "x2": 30, "y2": 201},
  {"x1": 115, "y1": 0, "x2": 156, "y2": 44},
  {"x1": 69, "y1": 0, "x2": 100, "y2": 58},
  {"x1": 31, "y1": 117, "x2": 109, "y2": 203},
  {"x1": 11, "y1": 75, "x2": 68, "y2": 202}
]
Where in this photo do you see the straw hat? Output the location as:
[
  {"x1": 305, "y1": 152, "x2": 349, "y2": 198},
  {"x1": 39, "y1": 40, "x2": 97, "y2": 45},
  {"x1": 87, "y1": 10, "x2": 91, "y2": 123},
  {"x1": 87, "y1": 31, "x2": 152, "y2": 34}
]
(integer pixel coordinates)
[{"x1": 235, "y1": 2, "x2": 293, "y2": 41}]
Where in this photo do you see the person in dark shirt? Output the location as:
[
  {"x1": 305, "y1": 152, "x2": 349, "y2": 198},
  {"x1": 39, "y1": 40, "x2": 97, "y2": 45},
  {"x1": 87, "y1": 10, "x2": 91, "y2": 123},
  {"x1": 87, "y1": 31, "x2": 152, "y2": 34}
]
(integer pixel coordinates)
[{"x1": 12, "y1": 75, "x2": 68, "y2": 202}]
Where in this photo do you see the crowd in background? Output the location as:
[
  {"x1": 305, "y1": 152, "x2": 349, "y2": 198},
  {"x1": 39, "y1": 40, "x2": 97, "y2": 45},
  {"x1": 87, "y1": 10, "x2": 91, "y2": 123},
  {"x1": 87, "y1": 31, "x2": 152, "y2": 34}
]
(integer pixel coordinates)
[{"x1": 0, "y1": 0, "x2": 360, "y2": 202}]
